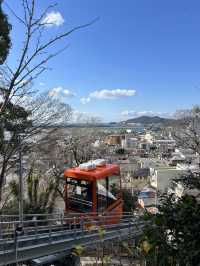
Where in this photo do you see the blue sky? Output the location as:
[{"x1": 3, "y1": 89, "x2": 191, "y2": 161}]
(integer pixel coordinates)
[{"x1": 4, "y1": 0, "x2": 200, "y2": 122}]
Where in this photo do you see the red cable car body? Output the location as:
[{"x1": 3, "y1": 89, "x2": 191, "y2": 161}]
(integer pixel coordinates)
[{"x1": 64, "y1": 163, "x2": 123, "y2": 225}]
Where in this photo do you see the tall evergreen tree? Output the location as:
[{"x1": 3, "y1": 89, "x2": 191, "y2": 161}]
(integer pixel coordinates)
[
  {"x1": 0, "y1": 0, "x2": 11, "y2": 64},
  {"x1": 141, "y1": 191, "x2": 200, "y2": 265}
]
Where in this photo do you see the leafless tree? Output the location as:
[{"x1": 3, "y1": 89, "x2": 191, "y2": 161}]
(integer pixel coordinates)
[
  {"x1": 0, "y1": 96, "x2": 72, "y2": 204},
  {"x1": 0, "y1": 0, "x2": 97, "y2": 113},
  {"x1": 0, "y1": 0, "x2": 97, "y2": 200},
  {"x1": 64, "y1": 128, "x2": 108, "y2": 166},
  {"x1": 172, "y1": 106, "x2": 200, "y2": 155}
]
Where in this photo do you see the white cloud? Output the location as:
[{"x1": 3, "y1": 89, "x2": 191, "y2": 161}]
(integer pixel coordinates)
[
  {"x1": 89, "y1": 89, "x2": 136, "y2": 99},
  {"x1": 48, "y1": 87, "x2": 62, "y2": 97},
  {"x1": 71, "y1": 109, "x2": 102, "y2": 123},
  {"x1": 11, "y1": 95, "x2": 29, "y2": 106},
  {"x1": 48, "y1": 87, "x2": 76, "y2": 98},
  {"x1": 39, "y1": 82, "x2": 45, "y2": 86},
  {"x1": 15, "y1": 78, "x2": 31, "y2": 87},
  {"x1": 121, "y1": 110, "x2": 136, "y2": 116},
  {"x1": 80, "y1": 97, "x2": 91, "y2": 104},
  {"x1": 63, "y1": 89, "x2": 76, "y2": 97},
  {"x1": 121, "y1": 110, "x2": 171, "y2": 118},
  {"x1": 42, "y1": 11, "x2": 64, "y2": 27}
]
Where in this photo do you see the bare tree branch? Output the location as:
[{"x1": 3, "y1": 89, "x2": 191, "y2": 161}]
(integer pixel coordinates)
[
  {"x1": 4, "y1": 2, "x2": 26, "y2": 26},
  {"x1": 0, "y1": 0, "x2": 98, "y2": 202},
  {"x1": 1, "y1": 0, "x2": 98, "y2": 114}
]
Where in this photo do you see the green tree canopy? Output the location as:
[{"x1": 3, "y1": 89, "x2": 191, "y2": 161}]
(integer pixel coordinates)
[
  {"x1": 0, "y1": 102, "x2": 32, "y2": 152},
  {"x1": 2, "y1": 164, "x2": 60, "y2": 215},
  {"x1": 141, "y1": 176, "x2": 200, "y2": 266},
  {"x1": 0, "y1": 0, "x2": 11, "y2": 64}
]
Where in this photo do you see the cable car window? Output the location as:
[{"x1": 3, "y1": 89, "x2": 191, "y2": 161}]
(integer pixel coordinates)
[
  {"x1": 66, "y1": 178, "x2": 92, "y2": 212},
  {"x1": 108, "y1": 175, "x2": 121, "y2": 200},
  {"x1": 97, "y1": 174, "x2": 120, "y2": 212},
  {"x1": 97, "y1": 179, "x2": 107, "y2": 212}
]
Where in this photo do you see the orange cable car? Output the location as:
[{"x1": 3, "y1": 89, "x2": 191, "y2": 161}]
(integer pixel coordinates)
[{"x1": 64, "y1": 160, "x2": 123, "y2": 225}]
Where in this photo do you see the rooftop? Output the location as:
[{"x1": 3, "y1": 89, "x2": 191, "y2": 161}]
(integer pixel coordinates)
[{"x1": 64, "y1": 164, "x2": 120, "y2": 181}]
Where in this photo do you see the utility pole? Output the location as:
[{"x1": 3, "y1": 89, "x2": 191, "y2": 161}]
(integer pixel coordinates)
[
  {"x1": 18, "y1": 134, "x2": 23, "y2": 224},
  {"x1": 155, "y1": 189, "x2": 157, "y2": 208}
]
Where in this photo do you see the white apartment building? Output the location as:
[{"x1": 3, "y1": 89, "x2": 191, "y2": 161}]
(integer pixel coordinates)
[
  {"x1": 139, "y1": 158, "x2": 167, "y2": 169},
  {"x1": 121, "y1": 137, "x2": 138, "y2": 149},
  {"x1": 150, "y1": 166, "x2": 186, "y2": 192},
  {"x1": 153, "y1": 139, "x2": 176, "y2": 153}
]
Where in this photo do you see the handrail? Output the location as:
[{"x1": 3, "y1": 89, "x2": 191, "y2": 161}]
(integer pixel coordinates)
[
  {"x1": 0, "y1": 209, "x2": 146, "y2": 266},
  {"x1": 0, "y1": 212, "x2": 139, "y2": 241},
  {"x1": 0, "y1": 212, "x2": 138, "y2": 234},
  {"x1": 0, "y1": 212, "x2": 134, "y2": 222},
  {"x1": 0, "y1": 211, "x2": 133, "y2": 217}
]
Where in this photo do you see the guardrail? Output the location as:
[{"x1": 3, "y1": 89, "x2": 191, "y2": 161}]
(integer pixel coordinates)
[
  {"x1": 0, "y1": 213, "x2": 144, "y2": 265},
  {"x1": 0, "y1": 212, "x2": 135, "y2": 237}
]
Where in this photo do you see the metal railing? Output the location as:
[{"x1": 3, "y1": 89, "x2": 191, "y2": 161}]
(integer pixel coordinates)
[{"x1": 0, "y1": 212, "x2": 144, "y2": 265}]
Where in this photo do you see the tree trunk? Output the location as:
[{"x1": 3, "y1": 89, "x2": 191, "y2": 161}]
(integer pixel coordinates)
[{"x1": 0, "y1": 158, "x2": 7, "y2": 201}]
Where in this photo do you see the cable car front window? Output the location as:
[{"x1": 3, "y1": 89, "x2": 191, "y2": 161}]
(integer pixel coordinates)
[
  {"x1": 97, "y1": 179, "x2": 107, "y2": 212},
  {"x1": 66, "y1": 178, "x2": 92, "y2": 212},
  {"x1": 97, "y1": 175, "x2": 120, "y2": 212},
  {"x1": 108, "y1": 174, "x2": 121, "y2": 200}
]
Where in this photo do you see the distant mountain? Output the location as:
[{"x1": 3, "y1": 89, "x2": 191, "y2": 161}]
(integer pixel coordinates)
[{"x1": 123, "y1": 116, "x2": 176, "y2": 125}]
